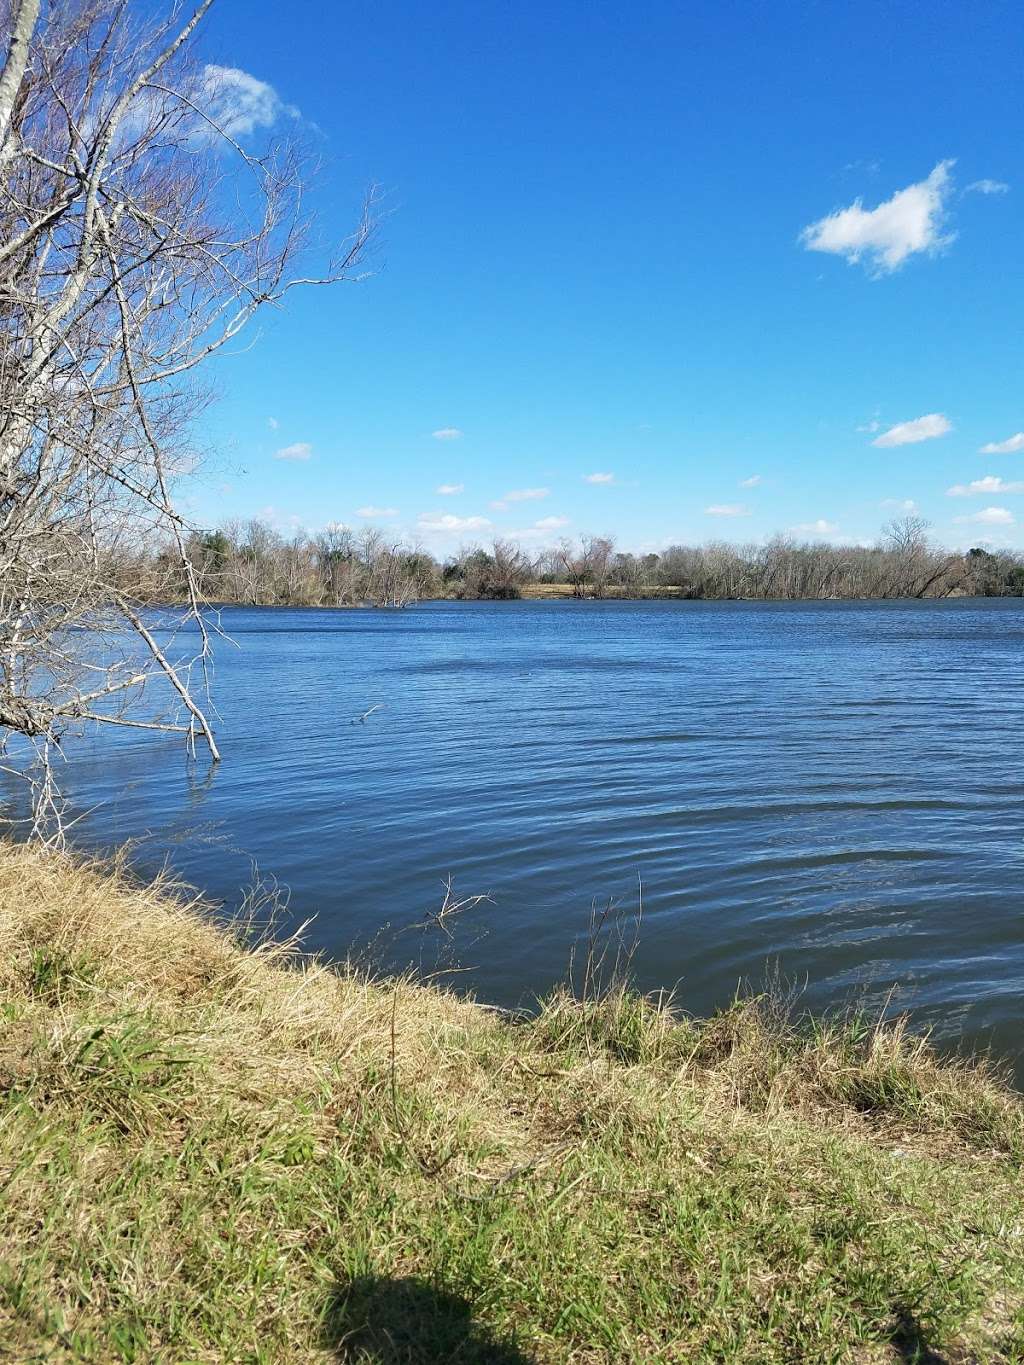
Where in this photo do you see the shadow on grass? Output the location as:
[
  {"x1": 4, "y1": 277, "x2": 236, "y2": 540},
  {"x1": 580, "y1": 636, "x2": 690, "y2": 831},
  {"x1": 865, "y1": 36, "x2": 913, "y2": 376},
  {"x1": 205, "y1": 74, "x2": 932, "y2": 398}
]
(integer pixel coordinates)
[
  {"x1": 325, "y1": 1276, "x2": 535, "y2": 1363},
  {"x1": 890, "y1": 1306, "x2": 951, "y2": 1364}
]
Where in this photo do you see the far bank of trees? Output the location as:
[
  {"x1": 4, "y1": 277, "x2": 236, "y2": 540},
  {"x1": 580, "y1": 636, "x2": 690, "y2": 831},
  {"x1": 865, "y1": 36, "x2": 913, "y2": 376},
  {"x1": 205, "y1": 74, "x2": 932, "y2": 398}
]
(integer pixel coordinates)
[{"x1": 122, "y1": 515, "x2": 1024, "y2": 607}]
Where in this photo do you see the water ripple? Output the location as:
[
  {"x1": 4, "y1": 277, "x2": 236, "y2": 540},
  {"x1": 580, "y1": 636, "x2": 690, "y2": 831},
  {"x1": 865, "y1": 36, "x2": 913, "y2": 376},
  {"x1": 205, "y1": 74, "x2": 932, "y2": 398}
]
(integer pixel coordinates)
[{"x1": 9, "y1": 596, "x2": 1023, "y2": 1083}]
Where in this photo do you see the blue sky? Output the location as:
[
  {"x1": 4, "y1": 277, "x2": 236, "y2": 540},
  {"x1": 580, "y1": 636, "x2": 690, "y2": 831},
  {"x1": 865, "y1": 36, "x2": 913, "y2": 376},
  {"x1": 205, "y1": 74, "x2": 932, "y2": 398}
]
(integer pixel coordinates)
[{"x1": 185, "y1": 0, "x2": 1024, "y2": 554}]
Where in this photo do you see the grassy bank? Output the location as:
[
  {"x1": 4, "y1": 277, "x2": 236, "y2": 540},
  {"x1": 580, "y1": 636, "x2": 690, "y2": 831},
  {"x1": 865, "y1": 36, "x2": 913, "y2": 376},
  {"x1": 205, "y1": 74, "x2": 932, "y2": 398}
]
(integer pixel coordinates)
[{"x1": 2, "y1": 845, "x2": 1024, "y2": 1362}]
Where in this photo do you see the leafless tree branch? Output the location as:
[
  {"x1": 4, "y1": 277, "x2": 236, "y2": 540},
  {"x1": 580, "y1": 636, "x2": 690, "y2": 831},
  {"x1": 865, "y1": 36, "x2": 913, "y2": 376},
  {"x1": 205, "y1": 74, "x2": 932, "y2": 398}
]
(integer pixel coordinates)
[{"x1": 0, "y1": 0, "x2": 373, "y2": 833}]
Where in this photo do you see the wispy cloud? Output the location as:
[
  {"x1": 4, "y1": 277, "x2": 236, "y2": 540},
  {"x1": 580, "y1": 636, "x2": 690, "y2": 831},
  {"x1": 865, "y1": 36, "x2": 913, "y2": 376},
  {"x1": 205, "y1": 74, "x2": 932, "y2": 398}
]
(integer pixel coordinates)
[
  {"x1": 953, "y1": 506, "x2": 1015, "y2": 526},
  {"x1": 739, "y1": 475, "x2": 762, "y2": 488},
  {"x1": 274, "y1": 442, "x2": 312, "y2": 462},
  {"x1": 490, "y1": 487, "x2": 550, "y2": 510},
  {"x1": 503, "y1": 487, "x2": 549, "y2": 502},
  {"x1": 856, "y1": 418, "x2": 881, "y2": 433},
  {"x1": 435, "y1": 483, "x2": 464, "y2": 495},
  {"x1": 872, "y1": 412, "x2": 951, "y2": 447},
  {"x1": 356, "y1": 505, "x2": 399, "y2": 517},
  {"x1": 705, "y1": 504, "x2": 749, "y2": 517},
  {"x1": 979, "y1": 432, "x2": 1024, "y2": 455},
  {"x1": 257, "y1": 504, "x2": 304, "y2": 530},
  {"x1": 432, "y1": 427, "x2": 463, "y2": 441},
  {"x1": 965, "y1": 178, "x2": 1009, "y2": 196},
  {"x1": 881, "y1": 498, "x2": 918, "y2": 511},
  {"x1": 791, "y1": 519, "x2": 840, "y2": 537},
  {"x1": 947, "y1": 476, "x2": 1024, "y2": 497},
  {"x1": 800, "y1": 160, "x2": 955, "y2": 274},
  {"x1": 583, "y1": 472, "x2": 615, "y2": 484},
  {"x1": 508, "y1": 515, "x2": 570, "y2": 540},
  {"x1": 126, "y1": 65, "x2": 298, "y2": 153},
  {"x1": 201, "y1": 65, "x2": 297, "y2": 139},
  {"x1": 267, "y1": 416, "x2": 279, "y2": 430},
  {"x1": 417, "y1": 512, "x2": 491, "y2": 533}
]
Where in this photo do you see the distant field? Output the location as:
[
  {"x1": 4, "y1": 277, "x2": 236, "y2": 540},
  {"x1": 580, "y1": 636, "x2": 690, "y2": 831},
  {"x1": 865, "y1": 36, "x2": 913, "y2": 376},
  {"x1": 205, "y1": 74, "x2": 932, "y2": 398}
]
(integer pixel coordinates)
[{"x1": 521, "y1": 582, "x2": 691, "y2": 599}]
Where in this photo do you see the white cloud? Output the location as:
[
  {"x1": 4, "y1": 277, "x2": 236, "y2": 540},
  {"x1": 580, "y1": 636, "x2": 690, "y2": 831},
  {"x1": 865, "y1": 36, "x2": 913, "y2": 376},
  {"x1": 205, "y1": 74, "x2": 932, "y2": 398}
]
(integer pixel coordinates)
[
  {"x1": 201, "y1": 65, "x2": 297, "y2": 139},
  {"x1": 267, "y1": 416, "x2": 279, "y2": 430},
  {"x1": 953, "y1": 506, "x2": 1015, "y2": 526},
  {"x1": 947, "y1": 476, "x2": 1024, "y2": 497},
  {"x1": 492, "y1": 487, "x2": 550, "y2": 510},
  {"x1": 503, "y1": 487, "x2": 549, "y2": 503},
  {"x1": 583, "y1": 472, "x2": 615, "y2": 484},
  {"x1": 856, "y1": 419, "x2": 881, "y2": 433},
  {"x1": 979, "y1": 432, "x2": 1024, "y2": 455},
  {"x1": 965, "y1": 178, "x2": 1009, "y2": 195},
  {"x1": 432, "y1": 427, "x2": 463, "y2": 441},
  {"x1": 507, "y1": 516, "x2": 570, "y2": 540},
  {"x1": 417, "y1": 512, "x2": 491, "y2": 533},
  {"x1": 881, "y1": 498, "x2": 917, "y2": 511},
  {"x1": 704, "y1": 504, "x2": 749, "y2": 517},
  {"x1": 739, "y1": 475, "x2": 762, "y2": 488},
  {"x1": 872, "y1": 412, "x2": 951, "y2": 447},
  {"x1": 123, "y1": 65, "x2": 296, "y2": 152},
  {"x1": 356, "y1": 505, "x2": 399, "y2": 518},
  {"x1": 800, "y1": 160, "x2": 955, "y2": 274},
  {"x1": 435, "y1": 483, "x2": 464, "y2": 495},
  {"x1": 274, "y1": 442, "x2": 313, "y2": 462},
  {"x1": 791, "y1": 519, "x2": 840, "y2": 537}
]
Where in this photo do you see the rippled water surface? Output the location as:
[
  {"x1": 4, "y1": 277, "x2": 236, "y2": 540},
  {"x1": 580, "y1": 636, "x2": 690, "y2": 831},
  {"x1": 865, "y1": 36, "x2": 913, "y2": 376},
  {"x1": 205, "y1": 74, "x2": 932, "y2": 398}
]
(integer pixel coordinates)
[{"x1": 34, "y1": 599, "x2": 1024, "y2": 1073}]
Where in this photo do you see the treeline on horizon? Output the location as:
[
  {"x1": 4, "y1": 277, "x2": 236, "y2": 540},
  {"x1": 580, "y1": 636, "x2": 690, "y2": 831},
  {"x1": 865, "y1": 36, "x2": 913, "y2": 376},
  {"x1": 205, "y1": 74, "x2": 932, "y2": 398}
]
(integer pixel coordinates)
[{"x1": 122, "y1": 514, "x2": 1024, "y2": 608}]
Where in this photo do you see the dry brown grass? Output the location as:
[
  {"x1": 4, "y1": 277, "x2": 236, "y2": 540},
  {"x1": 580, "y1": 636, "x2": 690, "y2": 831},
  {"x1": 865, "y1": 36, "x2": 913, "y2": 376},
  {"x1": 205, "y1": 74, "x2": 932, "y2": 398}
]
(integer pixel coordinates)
[
  {"x1": 519, "y1": 583, "x2": 691, "y2": 600},
  {"x1": 2, "y1": 841, "x2": 1024, "y2": 1362}
]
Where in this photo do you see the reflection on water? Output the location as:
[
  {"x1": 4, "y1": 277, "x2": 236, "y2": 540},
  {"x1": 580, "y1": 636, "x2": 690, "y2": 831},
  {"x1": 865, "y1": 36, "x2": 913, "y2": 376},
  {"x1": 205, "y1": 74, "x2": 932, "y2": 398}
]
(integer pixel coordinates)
[{"x1": 7, "y1": 598, "x2": 1024, "y2": 1078}]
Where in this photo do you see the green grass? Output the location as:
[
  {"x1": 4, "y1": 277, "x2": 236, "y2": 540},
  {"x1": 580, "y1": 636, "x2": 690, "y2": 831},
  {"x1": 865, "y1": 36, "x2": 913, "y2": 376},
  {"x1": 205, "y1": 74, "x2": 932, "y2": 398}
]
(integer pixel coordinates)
[{"x1": 1, "y1": 843, "x2": 1023, "y2": 1361}]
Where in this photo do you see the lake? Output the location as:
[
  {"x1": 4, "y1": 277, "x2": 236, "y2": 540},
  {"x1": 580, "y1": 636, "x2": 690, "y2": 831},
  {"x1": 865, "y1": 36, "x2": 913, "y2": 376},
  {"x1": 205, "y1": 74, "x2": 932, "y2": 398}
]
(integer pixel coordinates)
[{"x1": 23, "y1": 598, "x2": 1024, "y2": 1077}]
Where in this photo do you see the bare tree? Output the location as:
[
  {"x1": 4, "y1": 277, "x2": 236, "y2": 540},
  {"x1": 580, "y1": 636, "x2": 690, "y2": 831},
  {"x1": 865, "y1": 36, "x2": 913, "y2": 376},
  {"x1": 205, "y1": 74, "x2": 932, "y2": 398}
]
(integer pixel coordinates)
[
  {"x1": 489, "y1": 538, "x2": 533, "y2": 598},
  {"x1": 0, "y1": 0, "x2": 372, "y2": 829},
  {"x1": 233, "y1": 519, "x2": 284, "y2": 606},
  {"x1": 880, "y1": 517, "x2": 959, "y2": 599},
  {"x1": 584, "y1": 534, "x2": 615, "y2": 599},
  {"x1": 315, "y1": 522, "x2": 356, "y2": 604},
  {"x1": 556, "y1": 536, "x2": 592, "y2": 598},
  {"x1": 450, "y1": 538, "x2": 533, "y2": 599}
]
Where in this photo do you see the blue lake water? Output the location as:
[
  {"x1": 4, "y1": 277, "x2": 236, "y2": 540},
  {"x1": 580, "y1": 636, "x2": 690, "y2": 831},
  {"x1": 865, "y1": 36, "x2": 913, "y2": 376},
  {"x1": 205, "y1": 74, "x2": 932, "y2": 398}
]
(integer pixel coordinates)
[{"x1": 19, "y1": 599, "x2": 1024, "y2": 1076}]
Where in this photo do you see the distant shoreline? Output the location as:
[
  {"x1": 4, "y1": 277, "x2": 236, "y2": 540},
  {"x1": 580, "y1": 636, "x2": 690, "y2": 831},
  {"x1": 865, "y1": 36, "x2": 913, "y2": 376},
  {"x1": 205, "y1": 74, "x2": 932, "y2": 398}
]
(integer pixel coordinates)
[{"x1": 142, "y1": 586, "x2": 1018, "y2": 609}]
